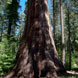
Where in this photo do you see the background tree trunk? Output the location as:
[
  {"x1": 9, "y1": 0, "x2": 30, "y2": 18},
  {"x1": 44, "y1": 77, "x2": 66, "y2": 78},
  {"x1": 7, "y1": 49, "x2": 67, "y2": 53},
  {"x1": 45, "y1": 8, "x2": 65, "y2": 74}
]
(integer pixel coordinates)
[
  {"x1": 5, "y1": 0, "x2": 66, "y2": 78},
  {"x1": 67, "y1": 7, "x2": 71, "y2": 70},
  {"x1": 53, "y1": 0, "x2": 57, "y2": 47},
  {"x1": 7, "y1": 20, "x2": 12, "y2": 40},
  {"x1": 0, "y1": 23, "x2": 3, "y2": 42},
  {"x1": 60, "y1": 0, "x2": 65, "y2": 67}
]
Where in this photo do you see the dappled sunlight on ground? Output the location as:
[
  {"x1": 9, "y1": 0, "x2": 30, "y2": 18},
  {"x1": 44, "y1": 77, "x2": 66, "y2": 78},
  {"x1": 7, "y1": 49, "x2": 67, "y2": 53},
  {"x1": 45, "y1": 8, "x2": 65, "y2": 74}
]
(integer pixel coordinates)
[{"x1": 59, "y1": 70, "x2": 78, "y2": 78}]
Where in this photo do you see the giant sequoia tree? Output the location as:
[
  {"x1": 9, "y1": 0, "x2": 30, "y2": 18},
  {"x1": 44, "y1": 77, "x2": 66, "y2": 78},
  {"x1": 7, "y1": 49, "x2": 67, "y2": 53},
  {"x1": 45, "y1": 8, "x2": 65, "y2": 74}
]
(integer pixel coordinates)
[{"x1": 5, "y1": 0, "x2": 65, "y2": 78}]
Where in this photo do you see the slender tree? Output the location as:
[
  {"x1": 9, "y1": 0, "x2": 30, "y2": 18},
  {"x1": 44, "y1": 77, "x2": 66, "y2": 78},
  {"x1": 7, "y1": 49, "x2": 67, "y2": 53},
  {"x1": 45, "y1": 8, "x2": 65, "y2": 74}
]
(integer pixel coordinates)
[
  {"x1": 60, "y1": 0, "x2": 65, "y2": 66},
  {"x1": 67, "y1": 7, "x2": 71, "y2": 70},
  {"x1": 53, "y1": 0, "x2": 60, "y2": 48},
  {"x1": 0, "y1": 17, "x2": 3, "y2": 42},
  {"x1": 0, "y1": 1, "x2": 5, "y2": 42},
  {"x1": 53, "y1": 0, "x2": 57, "y2": 46},
  {"x1": 5, "y1": 0, "x2": 65, "y2": 78},
  {"x1": 19, "y1": 12, "x2": 25, "y2": 38}
]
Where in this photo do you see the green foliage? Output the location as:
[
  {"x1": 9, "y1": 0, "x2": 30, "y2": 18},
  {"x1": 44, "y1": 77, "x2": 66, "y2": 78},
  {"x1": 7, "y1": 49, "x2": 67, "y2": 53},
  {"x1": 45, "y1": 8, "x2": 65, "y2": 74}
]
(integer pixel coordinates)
[
  {"x1": 0, "y1": 51, "x2": 16, "y2": 76},
  {"x1": 0, "y1": 37, "x2": 18, "y2": 76},
  {"x1": 0, "y1": 37, "x2": 18, "y2": 52},
  {"x1": 58, "y1": 49, "x2": 78, "y2": 70},
  {"x1": 5, "y1": 0, "x2": 19, "y2": 24},
  {"x1": 6, "y1": 0, "x2": 12, "y2": 4},
  {"x1": 0, "y1": 0, "x2": 23, "y2": 75},
  {"x1": 72, "y1": 52, "x2": 78, "y2": 69}
]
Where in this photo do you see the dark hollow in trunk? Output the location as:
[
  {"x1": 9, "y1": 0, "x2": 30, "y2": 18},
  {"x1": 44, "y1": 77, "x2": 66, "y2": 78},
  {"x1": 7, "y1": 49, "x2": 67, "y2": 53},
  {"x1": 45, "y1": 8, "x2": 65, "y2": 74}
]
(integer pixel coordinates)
[{"x1": 5, "y1": 0, "x2": 66, "y2": 78}]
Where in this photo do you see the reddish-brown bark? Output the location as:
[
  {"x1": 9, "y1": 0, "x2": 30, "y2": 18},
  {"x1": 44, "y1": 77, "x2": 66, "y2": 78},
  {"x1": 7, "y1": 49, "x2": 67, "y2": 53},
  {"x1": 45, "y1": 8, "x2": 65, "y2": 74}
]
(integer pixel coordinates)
[{"x1": 5, "y1": 0, "x2": 66, "y2": 78}]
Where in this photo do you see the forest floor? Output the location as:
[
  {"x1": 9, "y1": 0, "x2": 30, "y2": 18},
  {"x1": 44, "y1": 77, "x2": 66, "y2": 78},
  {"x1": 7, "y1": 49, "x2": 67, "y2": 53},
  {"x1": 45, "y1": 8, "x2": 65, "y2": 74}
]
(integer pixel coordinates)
[
  {"x1": 0, "y1": 71, "x2": 78, "y2": 78},
  {"x1": 59, "y1": 70, "x2": 78, "y2": 78}
]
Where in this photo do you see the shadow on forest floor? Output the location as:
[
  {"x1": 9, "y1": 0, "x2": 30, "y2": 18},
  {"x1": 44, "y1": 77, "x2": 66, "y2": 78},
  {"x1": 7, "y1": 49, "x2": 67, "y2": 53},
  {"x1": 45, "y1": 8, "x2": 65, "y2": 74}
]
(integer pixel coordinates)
[{"x1": 0, "y1": 69, "x2": 78, "y2": 78}]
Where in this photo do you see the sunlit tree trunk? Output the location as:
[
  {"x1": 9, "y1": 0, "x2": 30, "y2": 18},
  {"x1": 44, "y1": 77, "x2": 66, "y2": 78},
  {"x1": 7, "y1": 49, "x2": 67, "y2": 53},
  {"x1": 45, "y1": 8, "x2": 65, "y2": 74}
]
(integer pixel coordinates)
[
  {"x1": 5, "y1": 0, "x2": 65, "y2": 78},
  {"x1": 20, "y1": 18, "x2": 23, "y2": 38},
  {"x1": 60, "y1": 0, "x2": 65, "y2": 67}
]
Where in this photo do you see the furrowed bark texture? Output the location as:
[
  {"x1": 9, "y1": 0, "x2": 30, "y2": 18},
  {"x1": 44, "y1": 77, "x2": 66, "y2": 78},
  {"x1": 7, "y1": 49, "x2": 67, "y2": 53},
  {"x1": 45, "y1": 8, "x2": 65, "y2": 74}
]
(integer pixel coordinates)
[{"x1": 5, "y1": 0, "x2": 66, "y2": 78}]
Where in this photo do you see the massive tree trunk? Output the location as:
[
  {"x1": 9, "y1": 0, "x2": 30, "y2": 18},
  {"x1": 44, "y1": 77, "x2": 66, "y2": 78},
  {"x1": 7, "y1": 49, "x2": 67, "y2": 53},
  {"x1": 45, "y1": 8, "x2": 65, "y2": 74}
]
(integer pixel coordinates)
[
  {"x1": 5, "y1": 0, "x2": 66, "y2": 78},
  {"x1": 60, "y1": 0, "x2": 65, "y2": 67}
]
